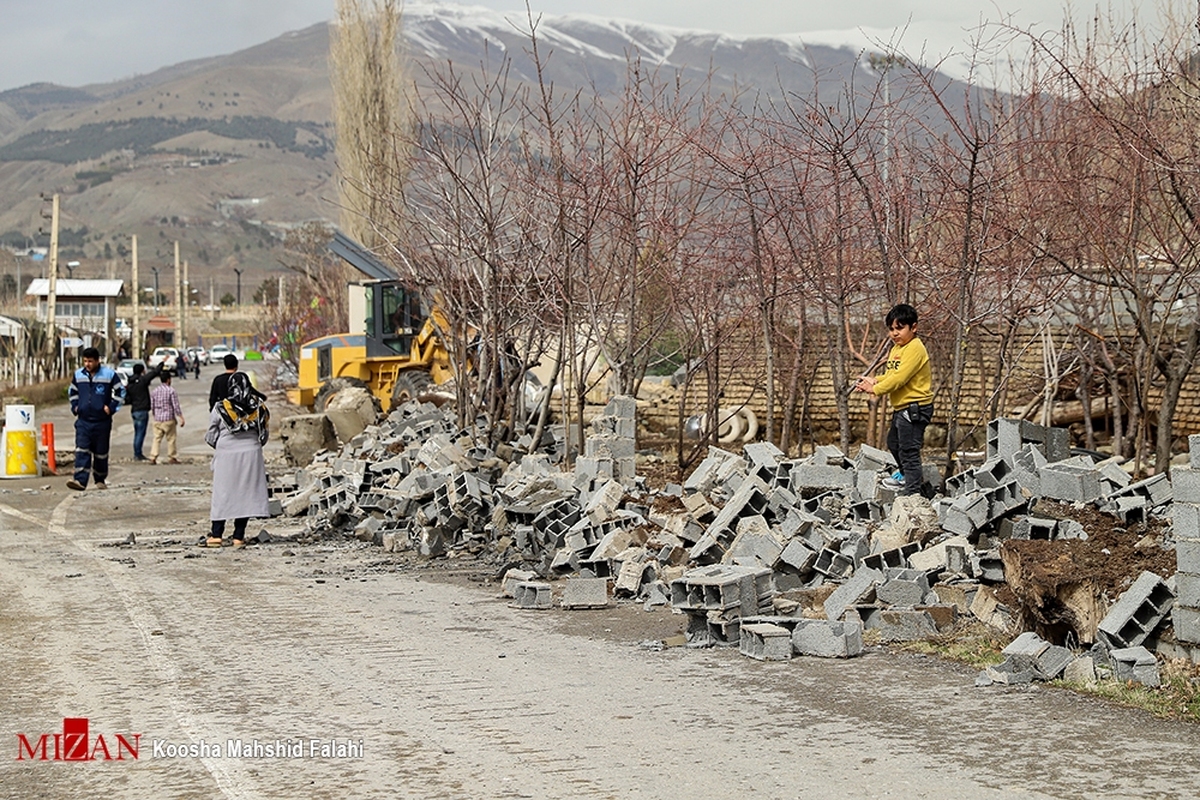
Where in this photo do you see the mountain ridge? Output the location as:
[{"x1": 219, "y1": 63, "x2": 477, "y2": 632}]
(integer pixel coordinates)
[{"x1": 0, "y1": 3, "x2": 978, "y2": 297}]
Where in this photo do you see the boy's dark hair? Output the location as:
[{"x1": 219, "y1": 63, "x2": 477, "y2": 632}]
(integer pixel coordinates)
[
  {"x1": 224, "y1": 354, "x2": 239, "y2": 370},
  {"x1": 81, "y1": 346, "x2": 100, "y2": 359},
  {"x1": 885, "y1": 304, "x2": 919, "y2": 328},
  {"x1": 132, "y1": 363, "x2": 145, "y2": 375}
]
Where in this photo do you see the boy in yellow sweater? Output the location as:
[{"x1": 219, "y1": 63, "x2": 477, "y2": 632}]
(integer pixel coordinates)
[{"x1": 854, "y1": 303, "x2": 934, "y2": 497}]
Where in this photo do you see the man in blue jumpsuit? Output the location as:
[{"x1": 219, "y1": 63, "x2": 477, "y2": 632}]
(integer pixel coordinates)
[{"x1": 67, "y1": 347, "x2": 125, "y2": 490}]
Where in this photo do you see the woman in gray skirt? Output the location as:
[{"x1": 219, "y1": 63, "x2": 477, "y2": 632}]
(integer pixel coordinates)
[{"x1": 205, "y1": 371, "x2": 270, "y2": 548}]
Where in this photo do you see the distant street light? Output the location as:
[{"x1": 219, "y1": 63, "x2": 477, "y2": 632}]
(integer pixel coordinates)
[
  {"x1": 66, "y1": 260, "x2": 79, "y2": 279},
  {"x1": 233, "y1": 267, "x2": 244, "y2": 307},
  {"x1": 150, "y1": 266, "x2": 161, "y2": 312}
]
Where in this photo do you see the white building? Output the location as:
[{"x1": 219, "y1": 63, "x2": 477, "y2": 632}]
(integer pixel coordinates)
[{"x1": 25, "y1": 278, "x2": 125, "y2": 351}]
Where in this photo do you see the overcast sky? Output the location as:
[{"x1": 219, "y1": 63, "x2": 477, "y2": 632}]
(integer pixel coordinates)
[{"x1": 0, "y1": 0, "x2": 1167, "y2": 93}]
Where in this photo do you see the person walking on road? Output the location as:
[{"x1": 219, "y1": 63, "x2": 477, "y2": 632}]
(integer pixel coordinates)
[
  {"x1": 206, "y1": 372, "x2": 270, "y2": 548},
  {"x1": 67, "y1": 347, "x2": 125, "y2": 491},
  {"x1": 209, "y1": 353, "x2": 238, "y2": 410},
  {"x1": 124, "y1": 361, "x2": 162, "y2": 461},
  {"x1": 149, "y1": 372, "x2": 185, "y2": 465}
]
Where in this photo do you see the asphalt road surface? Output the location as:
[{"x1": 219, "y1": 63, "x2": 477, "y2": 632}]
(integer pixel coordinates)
[{"x1": 1, "y1": 363, "x2": 1199, "y2": 798}]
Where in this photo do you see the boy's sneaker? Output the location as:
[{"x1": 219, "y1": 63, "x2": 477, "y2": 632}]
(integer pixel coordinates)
[
  {"x1": 66, "y1": 480, "x2": 85, "y2": 491},
  {"x1": 881, "y1": 472, "x2": 905, "y2": 490}
]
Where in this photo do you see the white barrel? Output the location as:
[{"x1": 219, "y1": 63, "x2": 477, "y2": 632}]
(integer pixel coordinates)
[{"x1": 3, "y1": 404, "x2": 37, "y2": 476}]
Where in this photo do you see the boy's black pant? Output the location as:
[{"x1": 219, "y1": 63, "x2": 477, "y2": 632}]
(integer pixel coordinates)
[{"x1": 887, "y1": 403, "x2": 934, "y2": 496}]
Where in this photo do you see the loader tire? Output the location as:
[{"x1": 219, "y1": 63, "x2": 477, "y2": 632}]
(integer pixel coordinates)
[{"x1": 392, "y1": 370, "x2": 434, "y2": 407}]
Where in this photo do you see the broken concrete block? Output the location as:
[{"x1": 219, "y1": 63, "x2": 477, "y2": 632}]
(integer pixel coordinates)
[
  {"x1": 502, "y1": 568, "x2": 537, "y2": 597},
  {"x1": 1063, "y1": 655, "x2": 1097, "y2": 683},
  {"x1": 689, "y1": 476, "x2": 771, "y2": 563},
  {"x1": 863, "y1": 542, "x2": 921, "y2": 572},
  {"x1": 915, "y1": 603, "x2": 958, "y2": 632},
  {"x1": 561, "y1": 577, "x2": 609, "y2": 609},
  {"x1": 740, "y1": 622, "x2": 793, "y2": 661},
  {"x1": 853, "y1": 443, "x2": 895, "y2": 473},
  {"x1": 969, "y1": 585, "x2": 1013, "y2": 631},
  {"x1": 278, "y1": 413, "x2": 337, "y2": 466},
  {"x1": 791, "y1": 618, "x2": 863, "y2": 658},
  {"x1": 876, "y1": 568, "x2": 931, "y2": 607},
  {"x1": 323, "y1": 386, "x2": 379, "y2": 444},
  {"x1": 1040, "y1": 462, "x2": 1104, "y2": 504},
  {"x1": 823, "y1": 567, "x2": 883, "y2": 620},
  {"x1": 1097, "y1": 570, "x2": 1174, "y2": 649},
  {"x1": 1110, "y1": 646, "x2": 1161, "y2": 687},
  {"x1": 724, "y1": 517, "x2": 784, "y2": 568},
  {"x1": 1001, "y1": 631, "x2": 1072, "y2": 680}
]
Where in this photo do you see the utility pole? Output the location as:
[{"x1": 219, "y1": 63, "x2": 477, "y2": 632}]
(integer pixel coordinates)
[
  {"x1": 131, "y1": 235, "x2": 140, "y2": 359},
  {"x1": 41, "y1": 193, "x2": 60, "y2": 373},
  {"x1": 209, "y1": 275, "x2": 215, "y2": 320},
  {"x1": 182, "y1": 259, "x2": 189, "y2": 348},
  {"x1": 174, "y1": 241, "x2": 182, "y2": 348},
  {"x1": 234, "y1": 267, "x2": 243, "y2": 308}
]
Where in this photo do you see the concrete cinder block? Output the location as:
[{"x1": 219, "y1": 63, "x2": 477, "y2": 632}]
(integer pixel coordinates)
[
  {"x1": 670, "y1": 564, "x2": 775, "y2": 615},
  {"x1": 1001, "y1": 631, "x2": 1072, "y2": 680},
  {"x1": 1178, "y1": 538, "x2": 1200, "y2": 574},
  {"x1": 779, "y1": 539, "x2": 818, "y2": 573},
  {"x1": 1110, "y1": 646, "x2": 1161, "y2": 687},
  {"x1": 511, "y1": 581, "x2": 553, "y2": 609},
  {"x1": 740, "y1": 622, "x2": 793, "y2": 661},
  {"x1": 1039, "y1": 463, "x2": 1103, "y2": 504},
  {"x1": 824, "y1": 567, "x2": 883, "y2": 620},
  {"x1": 1173, "y1": 467, "x2": 1200, "y2": 505},
  {"x1": 1176, "y1": 503, "x2": 1200, "y2": 542},
  {"x1": 863, "y1": 542, "x2": 921, "y2": 572},
  {"x1": 1097, "y1": 570, "x2": 1175, "y2": 649},
  {"x1": 561, "y1": 577, "x2": 609, "y2": 609},
  {"x1": 1175, "y1": 573, "x2": 1200, "y2": 608},
  {"x1": 876, "y1": 568, "x2": 931, "y2": 607},
  {"x1": 877, "y1": 609, "x2": 938, "y2": 642},
  {"x1": 853, "y1": 443, "x2": 895, "y2": 473},
  {"x1": 790, "y1": 464, "x2": 854, "y2": 491},
  {"x1": 791, "y1": 618, "x2": 863, "y2": 658},
  {"x1": 1172, "y1": 605, "x2": 1200, "y2": 644}
]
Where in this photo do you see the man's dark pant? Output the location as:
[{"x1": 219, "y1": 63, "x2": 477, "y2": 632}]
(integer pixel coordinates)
[
  {"x1": 74, "y1": 418, "x2": 112, "y2": 487},
  {"x1": 131, "y1": 409, "x2": 149, "y2": 459},
  {"x1": 887, "y1": 403, "x2": 933, "y2": 496}
]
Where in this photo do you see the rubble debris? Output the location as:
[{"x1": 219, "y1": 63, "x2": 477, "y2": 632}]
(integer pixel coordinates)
[{"x1": 278, "y1": 397, "x2": 1195, "y2": 684}]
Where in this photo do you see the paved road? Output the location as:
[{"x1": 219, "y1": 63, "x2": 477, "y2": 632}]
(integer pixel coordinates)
[{"x1": 1, "y1": 365, "x2": 1198, "y2": 798}]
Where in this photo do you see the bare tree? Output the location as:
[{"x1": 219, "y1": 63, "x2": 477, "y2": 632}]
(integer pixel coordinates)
[{"x1": 330, "y1": 0, "x2": 410, "y2": 249}]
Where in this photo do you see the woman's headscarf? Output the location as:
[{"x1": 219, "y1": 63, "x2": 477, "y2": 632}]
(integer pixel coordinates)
[{"x1": 217, "y1": 371, "x2": 269, "y2": 445}]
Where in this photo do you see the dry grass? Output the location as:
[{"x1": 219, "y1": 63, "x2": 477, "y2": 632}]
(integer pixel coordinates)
[
  {"x1": 895, "y1": 623, "x2": 1200, "y2": 723},
  {"x1": 2, "y1": 379, "x2": 70, "y2": 407},
  {"x1": 895, "y1": 620, "x2": 1009, "y2": 669},
  {"x1": 1055, "y1": 659, "x2": 1200, "y2": 723}
]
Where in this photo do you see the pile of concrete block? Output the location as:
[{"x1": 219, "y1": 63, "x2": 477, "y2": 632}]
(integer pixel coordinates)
[{"x1": 278, "y1": 396, "x2": 1200, "y2": 676}]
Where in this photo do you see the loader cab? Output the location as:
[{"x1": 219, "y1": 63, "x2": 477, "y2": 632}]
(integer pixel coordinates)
[{"x1": 359, "y1": 280, "x2": 424, "y2": 358}]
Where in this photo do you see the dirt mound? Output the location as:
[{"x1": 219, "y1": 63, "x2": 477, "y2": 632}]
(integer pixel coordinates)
[{"x1": 1000, "y1": 500, "x2": 1174, "y2": 645}]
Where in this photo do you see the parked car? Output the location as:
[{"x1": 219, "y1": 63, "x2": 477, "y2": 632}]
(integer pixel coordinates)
[
  {"x1": 209, "y1": 343, "x2": 234, "y2": 362},
  {"x1": 115, "y1": 358, "x2": 145, "y2": 383},
  {"x1": 187, "y1": 345, "x2": 209, "y2": 366},
  {"x1": 147, "y1": 347, "x2": 183, "y2": 375}
]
